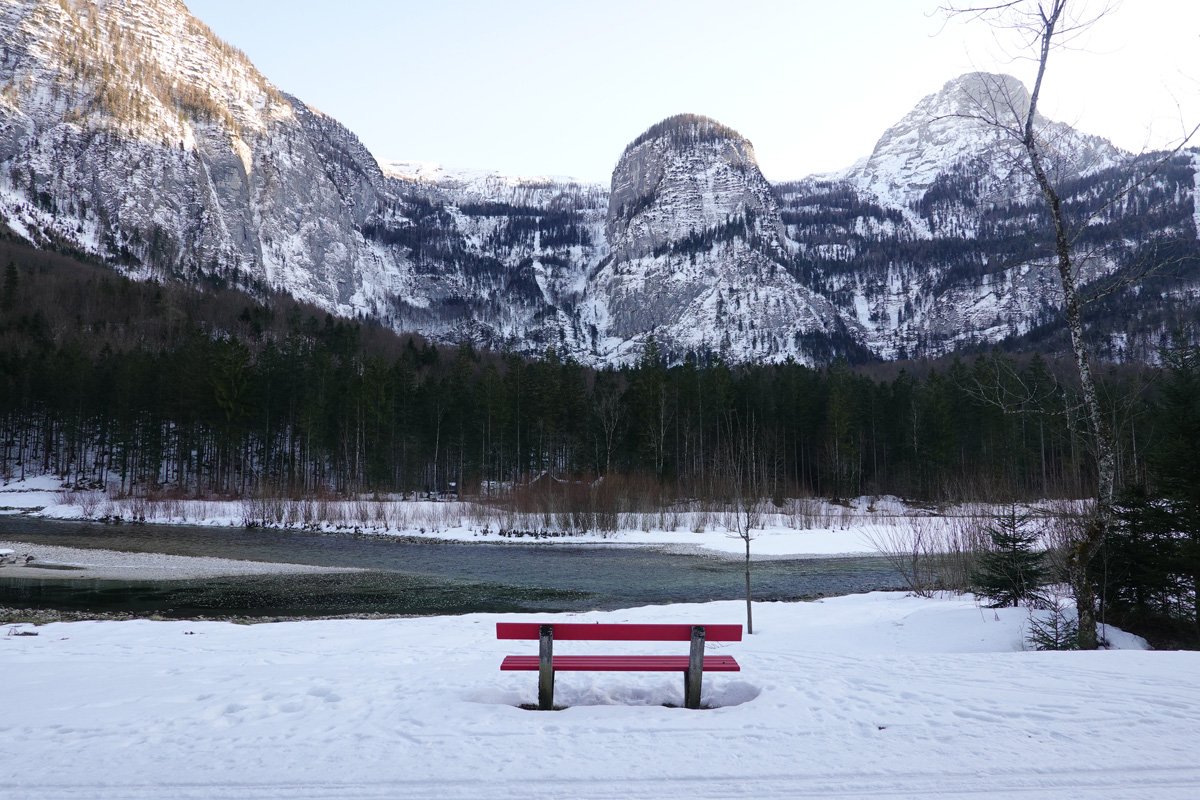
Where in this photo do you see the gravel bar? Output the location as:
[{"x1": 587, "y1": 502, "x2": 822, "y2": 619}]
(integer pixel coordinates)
[{"x1": 0, "y1": 540, "x2": 361, "y2": 580}]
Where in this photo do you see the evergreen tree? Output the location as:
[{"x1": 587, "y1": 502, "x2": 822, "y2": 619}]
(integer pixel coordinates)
[
  {"x1": 1, "y1": 261, "x2": 17, "y2": 311},
  {"x1": 972, "y1": 505, "x2": 1047, "y2": 608},
  {"x1": 1151, "y1": 333, "x2": 1200, "y2": 626},
  {"x1": 1026, "y1": 597, "x2": 1080, "y2": 650},
  {"x1": 1099, "y1": 486, "x2": 1177, "y2": 619}
]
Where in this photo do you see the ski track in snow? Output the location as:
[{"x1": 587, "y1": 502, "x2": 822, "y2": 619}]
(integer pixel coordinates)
[{"x1": 2, "y1": 595, "x2": 1197, "y2": 800}]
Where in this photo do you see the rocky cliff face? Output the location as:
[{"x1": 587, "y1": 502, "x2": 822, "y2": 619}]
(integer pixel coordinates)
[
  {"x1": 587, "y1": 114, "x2": 860, "y2": 363},
  {"x1": 841, "y1": 73, "x2": 1122, "y2": 217},
  {"x1": 372, "y1": 162, "x2": 608, "y2": 356},
  {"x1": 605, "y1": 116, "x2": 785, "y2": 261},
  {"x1": 0, "y1": 0, "x2": 602, "y2": 352},
  {"x1": 0, "y1": 0, "x2": 408, "y2": 315},
  {"x1": 778, "y1": 73, "x2": 1199, "y2": 361}
]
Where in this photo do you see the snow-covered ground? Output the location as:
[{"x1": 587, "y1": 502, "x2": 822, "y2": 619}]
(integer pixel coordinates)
[
  {"x1": 2, "y1": 593, "x2": 1196, "y2": 800},
  {"x1": 1, "y1": 476, "x2": 1055, "y2": 560}
]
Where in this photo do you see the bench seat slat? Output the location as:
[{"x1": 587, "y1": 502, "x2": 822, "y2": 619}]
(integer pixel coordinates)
[
  {"x1": 500, "y1": 655, "x2": 740, "y2": 672},
  {"x1": 496, "y1": 623, "x2": 742, "y2": 642}
]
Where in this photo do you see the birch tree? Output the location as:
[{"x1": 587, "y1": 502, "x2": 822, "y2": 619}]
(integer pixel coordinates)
[{"x1": 940, "y1": 0, "x2": 1197, "y2": 647}]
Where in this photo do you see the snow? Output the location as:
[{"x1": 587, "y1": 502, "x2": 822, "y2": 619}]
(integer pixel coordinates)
[
  {"x1": 0, "y1": 474, "x2": 64, "y2": 512},
  {"x1": 378, "y1": 159, "x2": 595, "y2": 192},
  {"x1": 2, "y1": 478, "x2": 996, "y2": 558},
  {"x1": 3, "y1": 478, "x2": 1092, "y2": 561},
  {"x1": 2, "y1": 592, "x2": 1196, "y2": 799}
]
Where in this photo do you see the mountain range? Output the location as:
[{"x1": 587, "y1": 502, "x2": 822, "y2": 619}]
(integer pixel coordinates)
[{"x1": 1, "y1": 0, "x2": 1196, "y2": 365}]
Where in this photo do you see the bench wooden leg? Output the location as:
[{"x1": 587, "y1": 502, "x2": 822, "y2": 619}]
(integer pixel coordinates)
[
  {"x1": 684, "y1": 625, "x2": 705, "y2": 709},
  {"x1": 538, "y1": 624, "x2": 554, "y2": 710}
]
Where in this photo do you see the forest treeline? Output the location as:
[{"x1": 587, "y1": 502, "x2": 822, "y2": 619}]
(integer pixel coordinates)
[{"x1": 0, "y1": 237, "x2": 1187, "y2": 506}]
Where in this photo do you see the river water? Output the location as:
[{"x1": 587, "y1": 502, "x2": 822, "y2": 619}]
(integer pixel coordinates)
[{"x1": 0, "y1": 517, "x2": 904, "y2": 618}]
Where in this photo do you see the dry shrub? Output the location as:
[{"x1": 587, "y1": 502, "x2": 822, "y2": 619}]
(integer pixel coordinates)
[
  {"x1": 159, "y1": 497, "x2": 182, "y2": 521},
  {"x1": 372, "y1": 499, "x2": 393, "y2": 531},
  {"x1": 488, "y1": 474, "x2": 639, "y2": 536},
  {"x1": 934, "y1": 512, "x2": 989, "y2": 592},
  {"x1": 861, "y1": 508, "x2": 998, "y2": 595},
  {"x1": 117, "y1": 495, "x2": 150, "y2": 522},
  {"x1": 353, "y1": 499, "x2": 373, "y2": 528},
  {"x1": 860, "y1": 515, "x2": 941, "y2": 597},
  {"x1": 1041, "y1": 499, "x2": 1089, "y2": 582},
  {"x1": 78, "y1": 489, "x2": 104, "y2": 519}
]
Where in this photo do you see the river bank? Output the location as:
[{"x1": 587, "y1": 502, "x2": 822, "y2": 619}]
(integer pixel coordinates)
[{"x1": 2, "y1": 474, "x2": 1072, "y2": 559}]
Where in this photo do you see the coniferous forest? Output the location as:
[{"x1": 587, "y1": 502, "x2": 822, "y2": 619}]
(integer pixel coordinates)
[{"x1": 0, "y1": 237, "x2": 1187, "y2": 502}]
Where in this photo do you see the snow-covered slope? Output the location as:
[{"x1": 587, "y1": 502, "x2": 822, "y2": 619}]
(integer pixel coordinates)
[
  {"x1": 839, "y1": 73, "x2": 1123, "y2": 219},
  {"x1": 778, "y1": 73, "x2": 1198, "y2": 361}
]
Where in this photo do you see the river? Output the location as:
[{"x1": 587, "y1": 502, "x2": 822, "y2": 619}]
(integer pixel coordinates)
[{"x1": 0, "y1": 516, "x2": 904, "y2": 618}]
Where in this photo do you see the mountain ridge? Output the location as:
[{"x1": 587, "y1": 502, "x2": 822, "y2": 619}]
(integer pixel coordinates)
[{"x1": 0, "y1": 1, "x2": 1196, "y2": 365}]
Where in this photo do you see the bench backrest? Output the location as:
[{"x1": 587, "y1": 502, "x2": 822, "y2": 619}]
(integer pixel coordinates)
[{"x1": 496, "y1": 623, "x2": 742, "y2": 642}]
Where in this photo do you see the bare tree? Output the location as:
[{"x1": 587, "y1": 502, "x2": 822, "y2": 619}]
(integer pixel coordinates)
[
  {"x1": 860, "y1": 515, "x2": 939, "y2": 597},
  {"x1": 723, "y1": 410, "x2": 763, "y2": 634},
  {"x1": 940, "y1": 0, "x2": 1197, "y2": 647},
  {"x1": 592, "y1": 373, "x2": 625, "y2": 476}
]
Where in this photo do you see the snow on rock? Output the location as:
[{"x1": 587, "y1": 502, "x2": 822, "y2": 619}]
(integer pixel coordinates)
[
  {"x1": 3, "y1": 593, "x2": 1197, "y2": 799},
  {"x1": 379, "y1": 159, "x2": 600, "y2": 200},
  {"x1": 0, "y1": 0, "x2": 1193, "y2": 367},
  {"x1": 836, "y1": 72, "x2": 1124, "y2": 213},
  {"x1": 587, "y1": 114, "x2": 861, "y2": 364},
  {"x1": 776, "y1": 72, "x2": 1189, "y2": 363}
]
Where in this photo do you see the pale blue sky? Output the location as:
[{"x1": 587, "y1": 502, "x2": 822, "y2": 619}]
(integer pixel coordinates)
[{"x1": 184, "y1": 0, "x2": 1200, "y2": 183}]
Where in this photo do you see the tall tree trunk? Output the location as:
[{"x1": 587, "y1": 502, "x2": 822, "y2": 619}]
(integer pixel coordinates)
[{"x1": 1020, "y1": 3, "x2": 1116, "y2": 649}]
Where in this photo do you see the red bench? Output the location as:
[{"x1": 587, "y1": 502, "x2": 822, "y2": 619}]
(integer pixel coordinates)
[{"x1": 497, "y1": 622, "x2": 742, "y2": 710}]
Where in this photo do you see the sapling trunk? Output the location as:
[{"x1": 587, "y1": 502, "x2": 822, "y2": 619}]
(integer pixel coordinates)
[{"x1": 745, "y1": 532, "x2": 753, "y2": 635}]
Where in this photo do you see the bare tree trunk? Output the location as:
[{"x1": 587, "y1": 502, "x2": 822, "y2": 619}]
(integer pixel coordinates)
[
  {"x1": 1018, "y1": 3, "x2": 1116, "y2": 648},
  {"x1": 744, "y1": 532, "x2": 753, "y2": 636}
]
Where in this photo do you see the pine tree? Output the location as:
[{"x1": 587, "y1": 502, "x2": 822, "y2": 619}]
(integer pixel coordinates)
[
  {"x1": 1099, "y1": 486, "x2": 1177, "y2": 618},
  {"x1": 1152, "y1": 332, "x2": 1200, "y2": 627},
  {"x1": 972, "y1": 505, "x2": 1047, "y2": 608},
  {"x1": 2, "y1": 261, "x2": 18, "y2": 311}
]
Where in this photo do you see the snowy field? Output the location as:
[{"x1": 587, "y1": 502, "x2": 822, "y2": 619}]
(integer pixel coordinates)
[
  {"x1": 0, "y1": 475, "x2": 1055, "y2": 559},
  {"x1": 3, "y1": 593, "x2": 1198, "y2": 800}
]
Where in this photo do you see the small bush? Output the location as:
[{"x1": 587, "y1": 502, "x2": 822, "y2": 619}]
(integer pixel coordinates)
[{"x1": 1026, "y1": 597, "x2": 1080, "y2": 651}]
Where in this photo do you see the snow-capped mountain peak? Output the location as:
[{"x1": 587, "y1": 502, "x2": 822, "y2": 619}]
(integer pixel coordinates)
[{"x1": 839, "y1": 72, "x2": 1123, "y2": 211}]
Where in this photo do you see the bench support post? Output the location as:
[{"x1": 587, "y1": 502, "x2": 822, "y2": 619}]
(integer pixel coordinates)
[
  {"x1": 538, "y1": 624, "x2": 554, "y2": 710},
  {"x1": 684, "y1": 625, "x2": 705, "y2": 709}
]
